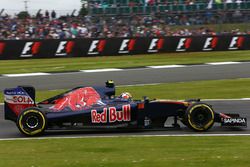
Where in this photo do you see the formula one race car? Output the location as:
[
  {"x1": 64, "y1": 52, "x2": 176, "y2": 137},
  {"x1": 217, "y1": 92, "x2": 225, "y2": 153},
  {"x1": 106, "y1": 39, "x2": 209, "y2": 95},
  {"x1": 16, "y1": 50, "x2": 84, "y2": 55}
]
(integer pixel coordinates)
[{"x1": 4, "y1": 81, "x2": 247, "y2": 136}]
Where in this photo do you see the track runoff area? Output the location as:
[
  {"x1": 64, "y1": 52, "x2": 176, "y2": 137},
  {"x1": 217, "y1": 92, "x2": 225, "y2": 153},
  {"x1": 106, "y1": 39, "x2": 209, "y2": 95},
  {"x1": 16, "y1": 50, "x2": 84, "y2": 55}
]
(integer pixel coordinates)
[{"x1": 1, "y1": 61, "x2": 250, "y2": 139}]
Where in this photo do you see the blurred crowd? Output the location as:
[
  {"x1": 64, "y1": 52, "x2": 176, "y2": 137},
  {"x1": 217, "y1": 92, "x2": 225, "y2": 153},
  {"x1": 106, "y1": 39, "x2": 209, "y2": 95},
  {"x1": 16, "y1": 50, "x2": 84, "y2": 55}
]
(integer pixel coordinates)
[{"x1": 0, "y1": 10, "x2": 249, "y2": 40}]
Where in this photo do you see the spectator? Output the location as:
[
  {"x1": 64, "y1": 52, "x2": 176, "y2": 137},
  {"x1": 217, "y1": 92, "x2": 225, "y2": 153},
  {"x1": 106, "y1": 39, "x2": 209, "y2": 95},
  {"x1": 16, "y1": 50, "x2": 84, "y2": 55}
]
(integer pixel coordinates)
[
  {"x1": 51, "y1": 10, "x2": 56, "y2": 19},
  {"x1": 45, "y1": 10, "x2": 50, "y2": 19}
]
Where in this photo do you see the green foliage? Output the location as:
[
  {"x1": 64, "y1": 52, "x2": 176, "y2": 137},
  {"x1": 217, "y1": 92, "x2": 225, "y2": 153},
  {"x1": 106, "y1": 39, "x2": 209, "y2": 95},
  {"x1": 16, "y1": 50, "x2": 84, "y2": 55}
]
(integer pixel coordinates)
[
  {"x1": 79, "y1": 0, "x2": 88, "y2": 16},
  {"x1": 17, "y1": 11, "x2": 30, "y2": 19}
]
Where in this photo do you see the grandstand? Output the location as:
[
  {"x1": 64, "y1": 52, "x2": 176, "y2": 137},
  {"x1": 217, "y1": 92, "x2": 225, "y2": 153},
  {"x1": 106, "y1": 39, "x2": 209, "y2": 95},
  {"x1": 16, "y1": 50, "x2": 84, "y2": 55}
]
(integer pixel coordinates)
[
  {"x1": 84, "y1": 0, "x2": 250, "y2": 28},
  {"x1": 88, "y1": 0, "x2": 250, "y2": 15}
]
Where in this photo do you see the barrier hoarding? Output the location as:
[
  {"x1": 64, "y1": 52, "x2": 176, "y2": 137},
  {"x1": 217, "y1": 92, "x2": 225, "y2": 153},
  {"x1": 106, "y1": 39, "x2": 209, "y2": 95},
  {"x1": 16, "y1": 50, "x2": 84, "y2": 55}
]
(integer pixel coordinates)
[{"x1": 0, "y1": 35, "x2": 249, "y2": 60}]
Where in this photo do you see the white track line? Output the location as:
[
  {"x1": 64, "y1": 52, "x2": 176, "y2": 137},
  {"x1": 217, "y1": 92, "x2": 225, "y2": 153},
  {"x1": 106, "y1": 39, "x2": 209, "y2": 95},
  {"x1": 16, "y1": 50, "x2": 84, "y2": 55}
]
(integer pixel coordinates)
[
  {"x1": 0, "y1": 133, "x2": 250, "y2": 141},
  {"x1": 147, "y1": 65, "x2": 186, "y2": 69},
  {"x1": 241, "y1": 98, "x2": 250, "y2": 100},
  {"x1": 206, "y1": 62, "x2": 241, "y2": 65},
  {"x1": 81, "y1": 68, "x2": 123, "y2": 73},
  {"x1": 3, "y1": 73, "x2": 50, "y2": 77}
]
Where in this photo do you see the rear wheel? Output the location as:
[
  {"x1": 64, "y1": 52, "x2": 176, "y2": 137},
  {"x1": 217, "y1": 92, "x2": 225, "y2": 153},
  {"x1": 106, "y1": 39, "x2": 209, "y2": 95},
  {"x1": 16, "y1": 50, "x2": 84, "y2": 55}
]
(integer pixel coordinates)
[
  {"x1": 184, "y1": 103, "x2": 214, "y2": 131},
  {"x1": 17, "y1": 108, "x2": 47, "y2": 136}
]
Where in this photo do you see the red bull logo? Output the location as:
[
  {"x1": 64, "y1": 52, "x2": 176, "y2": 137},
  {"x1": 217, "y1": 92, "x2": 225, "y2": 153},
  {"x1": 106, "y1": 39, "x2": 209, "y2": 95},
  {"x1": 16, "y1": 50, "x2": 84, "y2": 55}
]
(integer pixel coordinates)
[{"x1": 91, "y1": 105, "x2": 131, "y2": 123}]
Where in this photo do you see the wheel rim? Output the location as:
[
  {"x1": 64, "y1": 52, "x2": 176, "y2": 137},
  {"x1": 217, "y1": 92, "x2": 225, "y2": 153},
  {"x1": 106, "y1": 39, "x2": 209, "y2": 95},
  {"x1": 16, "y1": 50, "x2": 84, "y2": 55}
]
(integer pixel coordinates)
[
  {"x1": 192, "y1": 109, "x2": 210, "y2": 127},
  {"x1": 189, "y1": 105, "x2": 214, "y2": 130},
  {"x1": 25, "y1": 116, "x2": 39, "y2": 129},
  {"x1": 19, "y1": 110, "x2": 45, "y2": 135}
]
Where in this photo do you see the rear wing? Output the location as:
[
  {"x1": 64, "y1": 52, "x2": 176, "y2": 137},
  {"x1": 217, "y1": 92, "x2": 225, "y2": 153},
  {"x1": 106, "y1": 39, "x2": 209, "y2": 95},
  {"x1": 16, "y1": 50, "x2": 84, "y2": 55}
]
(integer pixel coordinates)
[{"x1": 4, "y1": 86, "x2": 36, "y2": 121}]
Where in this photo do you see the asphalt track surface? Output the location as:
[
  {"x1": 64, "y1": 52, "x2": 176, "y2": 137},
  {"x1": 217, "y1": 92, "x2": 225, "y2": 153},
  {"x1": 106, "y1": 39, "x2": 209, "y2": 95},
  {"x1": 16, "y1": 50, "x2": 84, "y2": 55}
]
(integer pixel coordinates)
[
  {"x1": 1, "y1": 62, "x2": 250, "y2": 138},
  {"x1": 0, "y1": 62, "x2": 250, "y2": 91}
]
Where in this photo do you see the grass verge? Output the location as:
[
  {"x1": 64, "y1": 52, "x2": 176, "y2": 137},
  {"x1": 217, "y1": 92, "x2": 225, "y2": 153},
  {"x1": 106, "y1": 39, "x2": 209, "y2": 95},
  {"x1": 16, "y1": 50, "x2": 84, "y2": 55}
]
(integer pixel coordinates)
[
  {"x1": 170, "y1": 23, "x2": 250, "y2": 32},
  {"x1": 1, "y1": 78, "x2": 250, "y2": 103},
  {"x1": 1, "y1": 50, "x2": 250, "y2": 74},
  {"x1": 0, "y1": 136, "x2": 249, "y2": 167}
]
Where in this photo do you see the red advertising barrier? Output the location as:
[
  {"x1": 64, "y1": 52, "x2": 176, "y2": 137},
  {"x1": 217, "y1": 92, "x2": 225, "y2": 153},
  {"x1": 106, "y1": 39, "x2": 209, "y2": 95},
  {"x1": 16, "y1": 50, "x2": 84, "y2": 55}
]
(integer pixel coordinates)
[{"x1": 0, "y1": 35, "x2": 249, "y2": 60}]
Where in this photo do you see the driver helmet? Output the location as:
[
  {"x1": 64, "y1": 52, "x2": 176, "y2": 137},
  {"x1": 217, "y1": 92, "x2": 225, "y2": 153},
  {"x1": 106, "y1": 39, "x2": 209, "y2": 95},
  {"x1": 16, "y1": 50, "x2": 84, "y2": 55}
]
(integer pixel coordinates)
[{"x1": 120, "y1": 92, "x2": 132, "y2": 100}]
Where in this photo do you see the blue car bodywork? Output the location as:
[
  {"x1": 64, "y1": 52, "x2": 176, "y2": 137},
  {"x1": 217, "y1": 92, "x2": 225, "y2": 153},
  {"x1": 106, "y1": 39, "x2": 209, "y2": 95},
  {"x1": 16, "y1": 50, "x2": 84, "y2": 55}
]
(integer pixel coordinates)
[{"x1": 4, "y1": 81, "x2": 247, "y2": 136}]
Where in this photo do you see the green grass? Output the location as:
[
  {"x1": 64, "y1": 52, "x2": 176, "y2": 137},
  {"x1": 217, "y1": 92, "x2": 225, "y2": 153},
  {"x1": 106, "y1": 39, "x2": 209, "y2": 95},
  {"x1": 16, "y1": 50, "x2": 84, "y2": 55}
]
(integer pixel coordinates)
[
  {"x1": 1, "y1": 78, "x2": 250, "y2": 103},
  {"x1": 0, "y1": 136, "x2": 250, "y2": 167},
  {"x1": 170, "y1": 23, "x2": 250, "y2": 32},
  {"x1": 1, "y1": 50, "x2": 250, "y2": 74}
]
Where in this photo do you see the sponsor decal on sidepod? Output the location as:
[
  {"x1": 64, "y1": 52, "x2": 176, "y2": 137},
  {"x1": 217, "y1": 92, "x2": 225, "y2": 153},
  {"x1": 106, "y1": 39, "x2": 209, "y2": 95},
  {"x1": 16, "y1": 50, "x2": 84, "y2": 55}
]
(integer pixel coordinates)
[{"x1": 91, "y1": 105, "x2": 131, "y2": 123}]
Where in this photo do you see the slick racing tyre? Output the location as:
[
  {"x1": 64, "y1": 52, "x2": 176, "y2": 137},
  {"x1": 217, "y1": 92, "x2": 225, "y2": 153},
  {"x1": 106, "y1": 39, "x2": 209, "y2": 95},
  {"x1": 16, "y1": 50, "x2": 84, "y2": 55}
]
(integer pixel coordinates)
[
  {"x1": 184, "y1": 103, "x2": 215, "y2": 132},
  {"x1": 17, "y1": 108, "x2": 47, "y2": 136}
]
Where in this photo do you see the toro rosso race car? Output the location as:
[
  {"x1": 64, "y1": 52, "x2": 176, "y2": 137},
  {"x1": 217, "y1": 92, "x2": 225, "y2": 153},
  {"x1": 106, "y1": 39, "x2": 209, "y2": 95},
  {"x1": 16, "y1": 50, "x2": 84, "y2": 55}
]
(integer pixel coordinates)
[{"x1": 4, "y1": 81, "x2": 247, "y2": 136}]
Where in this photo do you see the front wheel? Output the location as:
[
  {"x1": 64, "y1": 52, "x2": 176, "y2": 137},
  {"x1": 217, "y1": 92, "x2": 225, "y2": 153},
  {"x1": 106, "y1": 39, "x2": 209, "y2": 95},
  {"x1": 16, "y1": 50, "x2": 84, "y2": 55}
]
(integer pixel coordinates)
[
  {"x1": 184, "y1": 103, "x2": 215, "y2": 132},
  {"x1": 17, "y1": 107, "x2": 47, "y2": 136}
]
